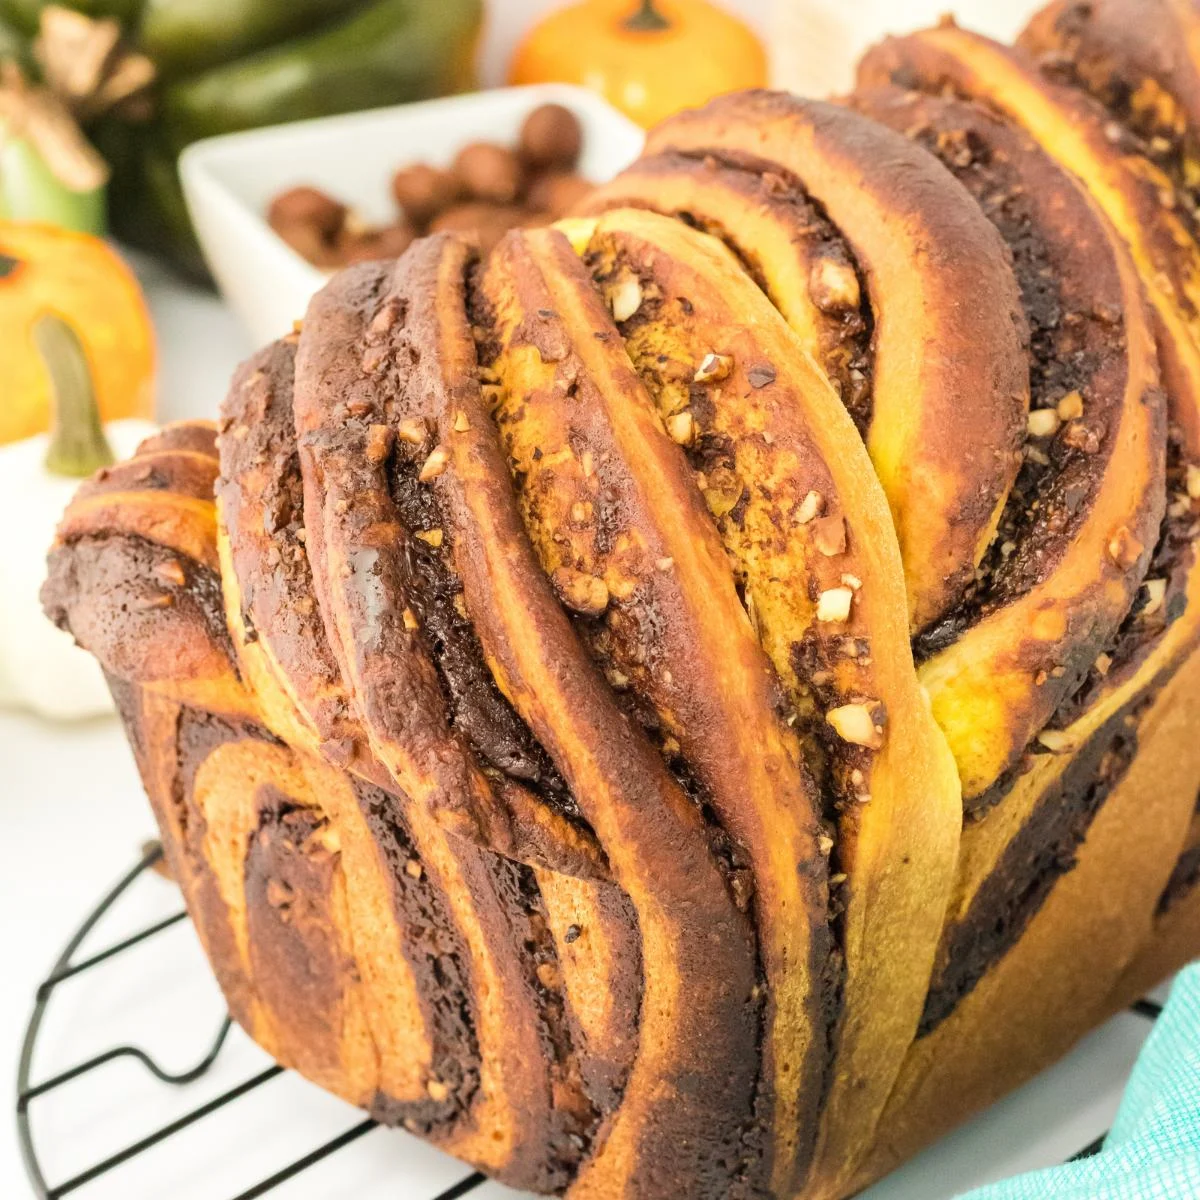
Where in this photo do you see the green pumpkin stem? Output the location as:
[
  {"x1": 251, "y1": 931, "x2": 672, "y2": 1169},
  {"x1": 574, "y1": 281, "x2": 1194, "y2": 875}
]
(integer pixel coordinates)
[
  {"x1": 36, "y1": 313, "x2": 115, "y2": 477},
  {"x1": 624, "y1": 0, "x2": 671, "y2": 32}
]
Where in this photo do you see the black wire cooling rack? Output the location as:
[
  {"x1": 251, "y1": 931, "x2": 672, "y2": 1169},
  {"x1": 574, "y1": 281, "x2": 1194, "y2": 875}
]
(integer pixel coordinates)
[{"x1": 15, "y1": 841, "x2": 1166, "y2": 1200}]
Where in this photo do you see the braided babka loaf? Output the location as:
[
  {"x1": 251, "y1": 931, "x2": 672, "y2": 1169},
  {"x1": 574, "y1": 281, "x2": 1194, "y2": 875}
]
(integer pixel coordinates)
[{"x1": 40, "y1": 3, "x2": 1200, "y2": 1196}]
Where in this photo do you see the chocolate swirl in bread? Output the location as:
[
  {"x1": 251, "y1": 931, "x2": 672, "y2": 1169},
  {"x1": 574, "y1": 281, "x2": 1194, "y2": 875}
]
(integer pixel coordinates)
[{"x1": 40, "y1": 8, "x2": 1200, "y2": 1197}]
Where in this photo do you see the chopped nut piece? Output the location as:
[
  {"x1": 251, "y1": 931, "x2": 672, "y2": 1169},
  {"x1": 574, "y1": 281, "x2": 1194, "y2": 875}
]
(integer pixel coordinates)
[
  {"x1": 570, "y1": 500, "x2": 591, "y2": 523},
  {"x1": 818, "y1": 834, "x2": 835, "y2": 856},
  {"x1": 536, "y1": 962, "x2": 561, "y2": 989},
  {"x1": 398, "y1": 417, "x2": 429, "y2": 445},
  {"x1": 419, "y1": 445, "x2": 449, "y2": 482},
  {"x1": 608, "y1": 272, "x2": 642, "y2": 322},
  {"x1": 816, "y1": 586, "x2": 854, "y2": 623},
  {"x1": 829, "y1": 872, "x2": 849, "y2": 886},
  {"x1": 453, "y1": 411, "x2": 471, "y2": 433},
  {"x1": 655, "y1": 556, "x2": 674, "y2": 571},
  {"x1": 405, "y1": 859, "x2": 423, "y2": 879},
  {"x1": 402, "y1": 608, "x2": 419, "y2": 631},
  {"x1": 1094, "y1": 653, "x2": 1112, "y2": 677},
  {"x1": 808, "y1": 257, "x2": 861, "y2": 312},
  {"x1": 1142, "y1": 577, "x2": 1167, "y2": 615},
  {"x1": 703, "y1": 466, "x2": 744, "y2": 518},
  {"x1": 1107, "y1": 526, "x2": 1144, "y2": 569},
  {"x1": 1187, "y1": 464, "x2": 1200, "y2": 500},
  {"x1": 1037, "y1": 728, "x2": 1076, "y2": 754},
  {"x1": 453, "y1": 593, "x2": 469, "y2": 619},
  {"x1": 1062, "y1": 422, "x2": 1101, "y2": 453},
  {"x1": 365, "y1": 423, "x2": 392, "y2": 463},
  {"x1": 693, "y1": 352, "x2": 733, "y2": 383},
  {"x1": 154, "y1": 560, "x2": 186, "y2": 587},
  {"x1": 1027, "y1": 408, "x2": 1061, "y2": 438},
  {"x1": 826, "y1": 703, "x2": 884, "y2": 749},
  {"x1": 1056, "y1": 390, "x2": 1084, "y2": 421},
  {"x1": 667, "y1": 411, "x2": 695, "y2": 445},
  {"x1": 552, "y1": 567, "x2": 610, "y2": 616},
  {"x1": 581, "y1": 450, "x2": 595, "y2": 478},
  {"x1": 415, "y1": 528, "x2": 444, "y2": 548},
  {"x1": 304, "y1": 824, "x2": 341, "y2": 857},
  {"x1": 841, "y1": 573, "x2": 862, "y2": 590},
  {"x1": 426, "y1": 1078, "x2": 449, "y2": 1102},
  {"x1": 795, "y1": 490, "x2": 824, "y2": 524},
  {"x1": 812, "y1": 514, "x2": 847, "y2": 557}
]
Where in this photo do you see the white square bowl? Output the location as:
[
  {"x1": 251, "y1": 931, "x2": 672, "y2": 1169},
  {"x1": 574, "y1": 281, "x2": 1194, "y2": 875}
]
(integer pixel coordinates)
[{"x1": 179, "y1": 84, "x2": 645, "y2": 347}]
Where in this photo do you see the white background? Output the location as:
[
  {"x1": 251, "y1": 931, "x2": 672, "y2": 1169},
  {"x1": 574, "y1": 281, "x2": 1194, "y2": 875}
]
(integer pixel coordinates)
[{"x1": 0, "y1": 2, "x2": 1162, "y2": 1197}]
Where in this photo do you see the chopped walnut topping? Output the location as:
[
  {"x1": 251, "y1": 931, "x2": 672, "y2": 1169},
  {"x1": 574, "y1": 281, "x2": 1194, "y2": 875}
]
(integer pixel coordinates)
[
  {"x1": 1062, "y1": 422, "x2": 1101, "y2": 453},
  {"x1": 154, "y1": 560, "x2": 186, "y2": 587},
  {"x1": 426, "y1": 1078, "x2": 449, "y2": 1102},
  {"x1": 694, "y1": 352, "x2": 733, "y2": 383},
  {"x1": 1027, "y1": 408, "x2": 1061, "y2": 438},
  {"x1": 419, "y1": 445, "x2": 449, "y2": 482},
  {"x1": 818, "y1": 834, "x2": 835, "y2": 856},
  {"x1": 365, "y1": 423, "x2": 392, "y2": 463},
  {"x1": 1037, "y1": 728, "x2": 1077, "y2": 754},
  {"x1": 795, "y1": 490, "x2": 824, "y2": 525},
  {"x1": 415, "y1": 528, "x2": 444, "y2": 548},
  {"x1": 829, "y1": 872, "x2": 849, "y2": 886},
  {"x1": 552, "y1": 566, "x2": 610, "y2": 616},
  {"x1": 453, "y1": 411, "x2": 471, "y2": 433},
  {"x1": 703, "y1": 466, "x2": 744, "y2": 518},
  {"x1": 570, "y1": 500, "x2": 591, "y2": 523},
  {"x1": 398, "y1": 417, "x2": 429, "y2": 445},
  {"x1": 816, "y1": 586, "x2": 854, "y2": 623},
  {"x1": 1056, "y1": 390, "x2": 1084, "y2": 421},
  {"x1": 1107, "y1": 526, "x2": 1144, "y2": 569},
  {"x1": 453, "y1": 593, "x2": 469, "y2": 619},
  {"x1": 1094, "y1": 653, "x2": 1112, "y2": 677},
  {"x1": 841, "y1": 573, "x2": 862, "y2": 590},
  {"x1": 536, "y1": 962, "x2": 561, "y2": 989},
  {"x1": 667, "y1": 411, "x2": 695, "y2": 445},
  {"x1": 405, "y1": 858, "x2": 423, "y2": 879},
  {"x1": 581, "y1": 450, "x2": 595, "y2": 478},
  {"x1": 812, "y1": 514, "x2": 847, "y2": 557},
  {"x1": 655, "y1": 556, "x2": 674, "y2": 571},
  {"x1": 826, "y1": 702, "x2": 884, "y2": 749},
  {"x1": 402, "y1": 608, "x2": 419, "y2": 631},
  {"x1": 1187, "y1": 464, "x2": 1200, "y2": 500},
  {"x1": 608, "y1": 272, "x2": 642, "y2": 322},
  {"x1": 1142, "y1": 577, "x2": 1167, "y2": 615},
  {"x1": 808, "y1": 257, "x2": 861, "y2": 313}
]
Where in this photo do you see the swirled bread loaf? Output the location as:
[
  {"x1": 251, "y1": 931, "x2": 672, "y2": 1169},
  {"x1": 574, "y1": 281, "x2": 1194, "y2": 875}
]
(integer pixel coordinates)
[{"x1": 41, "y1": 4, "x2": 1200, "y2": 1196}]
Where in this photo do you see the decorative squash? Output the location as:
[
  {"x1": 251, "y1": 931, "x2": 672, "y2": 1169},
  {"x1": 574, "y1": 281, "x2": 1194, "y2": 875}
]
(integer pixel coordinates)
[
  {"x1": 0, "y1": 221, "x2": 154, "y2": 445},
  {"x1": 508, "y1": 0, "x2": 767, "y2": 128}
]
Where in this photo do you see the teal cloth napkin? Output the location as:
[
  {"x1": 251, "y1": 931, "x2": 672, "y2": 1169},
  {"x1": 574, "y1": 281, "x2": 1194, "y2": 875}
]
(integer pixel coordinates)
[{"x1": 959, "y1": 963, "x2": 1200, "y2": 1199}]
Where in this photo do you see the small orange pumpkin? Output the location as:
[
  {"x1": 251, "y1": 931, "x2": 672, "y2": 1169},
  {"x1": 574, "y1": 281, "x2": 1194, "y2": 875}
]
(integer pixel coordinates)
[
  {"x1": 0, "y1": 222, "x2": 155, "y2": 446},
  {"x1": 509, "y1": 0, "x2": 768, "y2": 129}
]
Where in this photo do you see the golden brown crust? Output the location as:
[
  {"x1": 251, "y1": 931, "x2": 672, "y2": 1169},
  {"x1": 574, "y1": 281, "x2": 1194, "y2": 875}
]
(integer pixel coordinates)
[
  {"x1": 639, "y1": 92, "x2": 1030, "y2": 633},
  {"x1": 428, "y1": 232, "x2": 765, "y2": 1197},
  {"x1": 848, "y1": 647, "x2": 1200, "y2": 1193},
  {"x1": 568, "y1": 208, "x2": 961, "y2": 1196},
  {"x1": 851, "y1": 83, "x2": 1167, "y2": 800}
]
